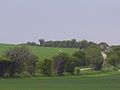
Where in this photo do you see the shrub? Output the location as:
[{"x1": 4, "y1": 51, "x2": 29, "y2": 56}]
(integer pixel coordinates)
[
  {"x1": 4, "y1": 45, "x2": 38, "y2": 77},
  {"x1": 37, "y1": 59, "x2": 52, "y2": 76}
]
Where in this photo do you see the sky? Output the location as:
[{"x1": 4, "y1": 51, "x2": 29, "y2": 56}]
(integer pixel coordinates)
[{"x1": 0, "y1": 0, "x2": 120, "y2": 45}]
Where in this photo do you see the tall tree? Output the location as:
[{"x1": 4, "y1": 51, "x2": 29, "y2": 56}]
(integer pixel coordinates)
[
  {"x1": 85, "y1": 45, "x2": 104, "y2": 70},
  {"x1": 39, "y1": 39, "x2": 45, "y2": 46},
  {"x1": 52, "y1": 52, "x2": 69, "y2": 76}
]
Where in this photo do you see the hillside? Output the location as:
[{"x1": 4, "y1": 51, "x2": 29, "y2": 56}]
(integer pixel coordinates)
[{"x1": 0, "y1": 44, "x2": 78, "y2": 60}]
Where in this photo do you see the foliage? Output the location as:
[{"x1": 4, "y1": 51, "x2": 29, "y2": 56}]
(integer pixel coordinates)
[
  {"x1": 85, "y1": 45, "x2": 104, "y2": 70},
  {"x1": 0, "y1": 59, "x2": 12, "y2": 77},
  {"x1": 3, "y1": 45, "x2": 38, "y2": 77},
  {"x1": 37, "y1": 59, "x2": 52, "y2": 76},
  {"x1": 72, "y1": 45, "x2": 104, "y2": 70},
  {"x1": 1, "y1": 42, "x2": 120, "y2": 78},
  {"x1": 73, "y1": 49, "x2": 86, "y2": 66},
  {"x1": 39, "y1": 39, "x2": 45, "y2": 46},
  {"x1": 107, "y1": 46, "x2": 120, "y2": 69},
  {"x1": 39, "y1": 39, "x2": 101, "y2": 49},
  {"x1": 99, "y1": 42, "x2": 109, "y2": 51},
  {"x1": 74, "y1": 67, "x2": 80, "y2": 75},
  {"x1": 64, "y1": 57, "x2": 76, "y2": 75},
  {"x1": 52, "y1": 52, "x2": 70, "y2": 76}
]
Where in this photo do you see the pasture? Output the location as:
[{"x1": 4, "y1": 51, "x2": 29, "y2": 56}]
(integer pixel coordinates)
[
  {"x1": 0, "y1": 44, "x2": 77, "y2": 60},
  {"x1": 0, "y1": 72, "x2": 120, "y2": 90}
]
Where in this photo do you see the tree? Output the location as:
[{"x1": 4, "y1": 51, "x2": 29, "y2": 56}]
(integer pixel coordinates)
[
  {"x1": 64, "y1": 57, "x2": 77, "y2": 75},
  {"x1": 71, "y1": 39, "x2": 76, "y2": 47},
  {"x1": 39, "y1": 39, "x2": 101, "y2": 49},
  {"x1": 88, "y1": 41, "x2": 97, "y2": 46},
  {"x1": 39, "y1": 39, "x2": 45, "y2": 46},
  {"x1": 52, "y1": 52, "x2": 69, "y2": 76},
  {"x1": 79, "y1": 40, "x2": 88, "y2": 49},
  {"x1": 107, "y1": 46, "x2": 120, "y2": 69},
  {"x1": 0, "y1": 58, "x2": 12, "y2": 77},
  {"x1": 26, "y1": 42, "x2": 37, "y2": 46},
  {"x1": 4, "y1": 45, "x2": 38, "y2": 76},
  {"x1": 107, "y1": 55, "x2": 119, "y2": 67},
  {"x1": 73, "y1": 49, "x2": 86, "y2": 66},
  {"x1": 99, "y1": 42, "x2": 109, "y2": 51},
  {"x1": 85, "y1": 45, "x2": 104, "y2": 70},
  {"x1": 38, "y1": 59, "x2": 52, "y2": 76}
]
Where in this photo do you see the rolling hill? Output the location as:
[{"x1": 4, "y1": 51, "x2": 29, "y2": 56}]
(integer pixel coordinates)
[{"x1": 0, "y1": 44, "x2": 78, "y2": 60}]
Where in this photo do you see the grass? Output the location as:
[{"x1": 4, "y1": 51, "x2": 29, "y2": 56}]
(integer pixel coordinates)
[
  {"x1": 0, "y1": 78, "x2": 40, "y2": 90},
  {"x1": 0, "y1": 72, "x2": 120, "y2": 90},
  {"x1": 0, "y1": 44, "x2": 14, "y2": 54},
  {"x1": 0, "y1": 44, "x2": 77, "y2": 60},
  {"x1": 1, "y1": 44, "x2": 120, "y2": 90},
  {"x1": 29, "y1": 46, "x2": 77, "y2": 60}
]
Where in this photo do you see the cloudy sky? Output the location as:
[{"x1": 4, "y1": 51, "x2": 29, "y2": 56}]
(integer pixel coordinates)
[{"x1": 0, "y1": 0, "x2": 120, "y2": 45}]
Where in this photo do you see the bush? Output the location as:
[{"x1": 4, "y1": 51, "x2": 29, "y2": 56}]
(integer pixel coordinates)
[
  {"x1": 37, "y1": 59, "x2": 52, "y2": 76},
  {"x1": 3, "y1": 45, "x2": 38, "y2": 77},
  {"x1": 20, "y1": 71, "x2": 32, "y2": 78},
  {"x1": 74, "y1": 67, "x2": 80, "y2": 75}
]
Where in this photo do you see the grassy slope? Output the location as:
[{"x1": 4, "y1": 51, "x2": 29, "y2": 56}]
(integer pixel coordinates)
[
  {"x1": 0, "y1": 44, "x2": 77, "y2": 60},
  {"x1": 0, "y1": 72, "x2": 120, "y2": 90},
  {"x1": 0, "y1": 44, "x2": 14, "y2": 54}
]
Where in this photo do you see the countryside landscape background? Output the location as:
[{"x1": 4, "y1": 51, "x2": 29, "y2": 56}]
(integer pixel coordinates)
[
  {"x1": 0, "y1": 39, "x2": 120, "y2": 90},
  {"x1": 1, "y1": 0, "x2": 120, "y2": 90}
]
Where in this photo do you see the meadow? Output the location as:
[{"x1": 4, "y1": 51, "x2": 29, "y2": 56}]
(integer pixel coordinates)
[
  {"x1": 0, "y1": 72, "x2": 120, "y2": 90},
  {"x1": 0, "y1": 44, "x2": 120, "y2": 90},
  {"x1": 0, "y1": 44, "x2": 77, "y2": 60}
]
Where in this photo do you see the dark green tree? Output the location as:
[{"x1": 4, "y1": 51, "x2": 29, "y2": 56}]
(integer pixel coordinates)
[
  {"x1": 39, "y1": 39, "x2": 45, "y2": 46},
  {"x1": 73, "y1": 49, "x2": 86, "y2": 66},
  {"x1": 64, "y1": 57, "x2": 77, "y2": 75},
  {"x1": 4, "y1": 45, "x2": 38, "y2": 76},
  {"x1": 107, "y1": 46, "x2": 120, "y2": 69},
  {"x1": 85, "y1": 45, "x2": 104, "y2": 70},
  {"x1": 38, "y1": 59, "x2": 52, "y2": 76},
  {"x1": 52, "y1": 52, "x2": 70, "y2": 76}
]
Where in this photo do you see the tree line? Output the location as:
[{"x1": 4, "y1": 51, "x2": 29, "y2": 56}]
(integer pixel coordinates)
[
  {"x1": 39, "y1": 39, "x2": 110, "y2": 49},
  {"x1": 24, "y1": 39, "x2": 109, "y2": 50}
]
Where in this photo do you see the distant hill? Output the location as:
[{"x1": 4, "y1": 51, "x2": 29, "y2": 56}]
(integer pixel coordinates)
[{"x1": 0, "y1": 43, "x2": 78, "y2": 60}]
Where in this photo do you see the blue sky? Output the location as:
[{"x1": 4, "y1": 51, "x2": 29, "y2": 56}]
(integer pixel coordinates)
[{"x1": 0, "y1": 0, "x2": 120, "y2": 45}]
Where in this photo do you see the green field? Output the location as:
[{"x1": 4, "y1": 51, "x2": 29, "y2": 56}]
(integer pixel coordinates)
[
  {"x1": 0, "y1": 44, "x2": 77, "y2": 60},
  {"x1": 0, "y1": 72, "x2": 120, "y2": 90},
  {"x1": 0, "y1": 44, "x2": 120, "y2": 90}
]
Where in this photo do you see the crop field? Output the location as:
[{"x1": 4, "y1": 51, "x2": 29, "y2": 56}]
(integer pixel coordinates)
[
  {"x1": 0, "y1": 72, "x2": 120, "y2": 90},
  {"x1": 0, "y1": 44, "x2": 77, "y2": 60}
]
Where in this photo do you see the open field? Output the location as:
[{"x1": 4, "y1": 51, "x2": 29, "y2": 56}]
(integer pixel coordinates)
[
  {"x1": 0, "y1": 72, "x2": 120, "y2": 90},
  {"x1": 0, "y1": 44, "x2": 120, "y2": 90},
  {"x1": 0, "y1": 44, "x2": 77, "y2": 60},
  {"x1": 29, "y1": 46, "x2": 77, "y2": 60}
]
